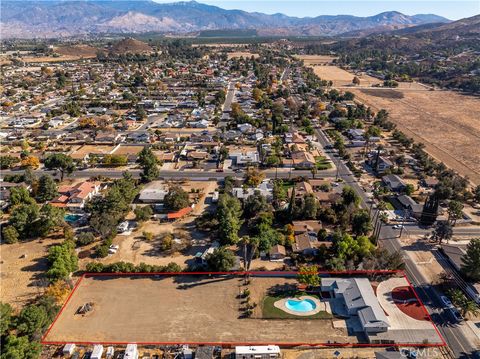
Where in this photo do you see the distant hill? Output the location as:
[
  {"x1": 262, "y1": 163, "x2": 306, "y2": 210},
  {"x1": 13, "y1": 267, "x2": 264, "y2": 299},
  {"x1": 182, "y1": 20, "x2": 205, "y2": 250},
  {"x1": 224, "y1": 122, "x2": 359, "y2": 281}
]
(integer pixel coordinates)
[
  {"x1": 55, "y1": 44, "x2": 102, "y2": 57},
  {"x1": 108, "y1": 38, "x2": 153, "y2": 54},
  {"x1": 311, "y1": 15, "x2": 480, "y2": 93},
  {"x1": 0, "y1": 0, "x2": 450, "y2": 38}
]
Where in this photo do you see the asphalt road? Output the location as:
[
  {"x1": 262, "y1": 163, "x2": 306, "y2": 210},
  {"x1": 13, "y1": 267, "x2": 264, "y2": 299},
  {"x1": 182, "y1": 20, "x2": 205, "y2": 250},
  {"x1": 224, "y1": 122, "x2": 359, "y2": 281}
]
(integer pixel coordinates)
[
  {"x1": 314, "y1": 127, "x2": 478, "y2": 358},
  {"x1": 223, "y1": 81, "x2": 236, "y2": 113}
]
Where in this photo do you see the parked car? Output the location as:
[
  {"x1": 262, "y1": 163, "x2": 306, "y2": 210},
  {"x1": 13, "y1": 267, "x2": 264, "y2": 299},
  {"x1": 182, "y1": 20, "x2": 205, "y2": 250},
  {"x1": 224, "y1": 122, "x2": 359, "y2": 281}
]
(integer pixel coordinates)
[
  {"x1": 450, "y1": 308, "x2": 463, "y2": 322},
  {"x1": 392, "y1": 224, "x2": 404, "y2": 230},
  {"x1": 441, "y1": 295, "x2": 453, "y2": 308}
]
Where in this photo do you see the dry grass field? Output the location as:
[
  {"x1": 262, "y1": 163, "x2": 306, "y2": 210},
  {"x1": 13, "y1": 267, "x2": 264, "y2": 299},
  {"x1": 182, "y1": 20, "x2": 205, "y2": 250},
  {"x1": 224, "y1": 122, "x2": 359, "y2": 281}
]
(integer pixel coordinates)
[
  {"x1": 0, "y1": 237, "x2": 64, "y2": 309},
  {"x1": 43, "y1": 275, "x2": 350, "y2": 345},
  {"x1": 227, "y1": 51, "x2": 259, "y2": 59},
  {"x1": 299, "y1": 56, "x2": 480, "y2": 184}
]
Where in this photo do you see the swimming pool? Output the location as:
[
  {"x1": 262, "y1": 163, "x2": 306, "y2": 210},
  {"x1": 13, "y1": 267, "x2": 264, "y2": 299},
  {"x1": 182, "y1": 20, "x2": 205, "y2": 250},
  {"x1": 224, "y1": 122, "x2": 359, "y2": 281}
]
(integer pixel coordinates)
[
  {"x1": 64, "y1": 214, "x2": 82, "y2": 223},
  {"x1": 285, "y1": 298, "x2": 317, "y2": 313}
]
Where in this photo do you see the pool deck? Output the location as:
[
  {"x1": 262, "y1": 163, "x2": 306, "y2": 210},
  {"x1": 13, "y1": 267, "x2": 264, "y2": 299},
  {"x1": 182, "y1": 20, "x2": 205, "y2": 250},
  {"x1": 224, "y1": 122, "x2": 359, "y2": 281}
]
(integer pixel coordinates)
[{"x1": 273, "y1": 296, "x2": 325, "y2": 316}]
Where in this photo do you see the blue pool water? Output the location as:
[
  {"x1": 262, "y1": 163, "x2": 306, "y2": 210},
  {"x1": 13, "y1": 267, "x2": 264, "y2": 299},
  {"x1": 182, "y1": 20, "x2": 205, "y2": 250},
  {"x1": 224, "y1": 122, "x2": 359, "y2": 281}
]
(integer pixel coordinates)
[
  {"x1": 64, "y1": 214, "x2": 82, "y2": 223},
  {"x1": 285, "y1": 298, "x2": 317, "y2": 313}
]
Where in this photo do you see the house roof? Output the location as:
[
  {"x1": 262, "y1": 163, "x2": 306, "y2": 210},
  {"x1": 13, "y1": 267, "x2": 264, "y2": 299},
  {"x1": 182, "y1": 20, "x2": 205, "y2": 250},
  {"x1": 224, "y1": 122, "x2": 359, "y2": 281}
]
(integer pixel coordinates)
[
  {"x1": 315, "y1": 191, "x2": 340, "y2": 203},
  {"x1": 139, "y1": 188, "x2": 168, "y2": 202},
  {"x1": 167, "y1": 207, "x2": 192, "y2": 219},
  {"x1": 291, "y1": 151, "x2": 315, "y2": 164},
  {"x1": 323, "y1": 278, "x2": 389, "y2": 329},
  {"x1": 397, "y1": 195, "x2": 418, "y2": 208},
  {"x1": 382, "y1": 174, "x2": 406, "y2": 189},
  {"x1": 293, "y1": 232, "x2": 315, "y2": 252},
  {"x1": 270, "y1": 244, "x2": 286, "y2": 256}
]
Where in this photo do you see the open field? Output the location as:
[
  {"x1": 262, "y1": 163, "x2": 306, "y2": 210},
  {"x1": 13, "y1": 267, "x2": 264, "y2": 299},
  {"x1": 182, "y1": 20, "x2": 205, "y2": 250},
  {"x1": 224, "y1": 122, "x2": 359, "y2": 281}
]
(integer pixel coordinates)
[
  {"x1": 19, "y1": 55, "x2": 95, "y2": 63},
  {"x1": 227, "y1": 51, "x2": 259, "y2": 59},
  {"x1": 351, "y1": 88, "x2": 480, "y2": 184},
  {"x1": 43, "y1": 275, "x2": 350, "y2": 345},
  {"x1": 0, "y1": 237, "x2": 64, "y2": 309},
  {"x1": 299, "y1": 58, "x2": 480, "y2": 184}
]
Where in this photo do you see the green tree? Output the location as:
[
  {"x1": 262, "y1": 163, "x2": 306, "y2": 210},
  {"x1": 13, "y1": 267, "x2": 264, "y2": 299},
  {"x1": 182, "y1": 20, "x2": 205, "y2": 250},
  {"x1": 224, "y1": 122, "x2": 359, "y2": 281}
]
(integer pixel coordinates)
[
  {"x1": 137, "y1": 146, "x2": 159, "y2": 183},
  {"x1": 134, "y1": 205, "x2": 153, "y2": 221},
  {"x1": 43, "y1": 153, "x2": 75, "y2": 181},
  {"x1": 302, "y1": 193, "x2": 318, "y2": 219},
  {"x1": 0, "y1": 335, "x2": 41, "y2": 359},
  {"x1": 217, "y1": 194, "x2": 243, "y2": 245},
  {"x1": 405, "y1": 183, "x2": 415, "y2": 196},
  {"x1": 243, "y1": 192, "x2": 269, "y2": 219},
  {"x1": 86, "y1": 173, "x2": 138, "y2": 238},
  {"x1": 341, "y1": 186, "x2": 360, "y2": 207},
  {"x1": 0, "y1": 155, "x2": 20, "y2": 169},
  {"x1": 461, "y1": 238, "x2": 480, "y2": 282},
  {"x1": 9, "y1": 203, "x2": 40, "y2": 239},
  {"x1": 36, "y1": 204, "x2": 65, "y2": 237},
  {"x1": 0, "y1": 302, "x2": 13, "y2": 336},
  {"x1": 351, "y1": 209, "x2": 372, "y2": 236},
  {"x1": 47, "y1": 240, "x2": 78, "y2": 281},
  {"x1": 447, "y1": 200, "x2": 464, "y2": 226},
  {"x1": 2, "y1": 226, "x2": 19, "y2": 244},
  {"x1": 35, "y1": 174, "x2": 58, "y2": 202},
  {"x1": 16, "y1": 304, "x2": 48, "y2": 338},
  {"x1": 448, "y1": 289, "x2": 480, "y2": 318},
  {"x1": 164, "y1": 186, "x2": 189, "y2": 211},
  {"x1": 9, "y1": 187, "x2": 35, "y2": 206},
  {"x1": 136, "y1": 105, "x2": 146, "y2": 120},
  {"x1": 76, "y1": 232, "x2": 96, "y2": 247},
  {"x1": 432, "y1": 220, "x2": 453, "y2": 244},
  {"x1": 206, "y1": 247, "x2": 236, "y2": 271},
  {"x1": 297, "y1": 265, "x2": 320, "y2": 287},
  {"x1": 253, "y1": 223, "x2": 283, "y2": 254}
]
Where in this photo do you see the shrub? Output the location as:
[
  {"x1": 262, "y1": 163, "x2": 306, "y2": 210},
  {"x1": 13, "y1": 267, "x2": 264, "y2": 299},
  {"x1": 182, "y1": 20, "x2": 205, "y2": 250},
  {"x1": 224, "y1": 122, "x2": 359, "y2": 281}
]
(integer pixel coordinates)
[
  {"x1": 134, "y1": 205, "x2": 153, "y2": 222},
  {"x1": 161, "y1": 233, "x2": 173, "y2": 251},
  {"x1": 143, "y1": 231, "x2": 154, "y2": 241},
  {"x1": 2, "y1": 226, "x2": 19, "y2": 244},
  {"x1": 76, "y1": 232, "x2": 95, "y2": 247},
  {"x1": 95, "y1": 244, "x2": 109, "y2": 258}
]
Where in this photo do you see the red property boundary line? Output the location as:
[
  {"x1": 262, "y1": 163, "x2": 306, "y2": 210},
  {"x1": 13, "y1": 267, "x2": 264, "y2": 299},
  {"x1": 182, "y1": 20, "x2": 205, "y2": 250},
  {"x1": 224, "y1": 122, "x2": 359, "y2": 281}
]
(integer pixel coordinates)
[{"x1": 41, "y1": 270, "x2": 447, "y2": 348}]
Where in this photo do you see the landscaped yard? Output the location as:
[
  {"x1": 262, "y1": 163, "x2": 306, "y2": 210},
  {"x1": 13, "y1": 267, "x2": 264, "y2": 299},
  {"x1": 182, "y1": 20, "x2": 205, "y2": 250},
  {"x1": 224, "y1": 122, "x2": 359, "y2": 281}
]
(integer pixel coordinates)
[
  {"x1": 262, "y1": 294, "x2": 332, "y2": 319},
  {"x1": 316, "y1": 156, "x2": 332, "y2": 170}
]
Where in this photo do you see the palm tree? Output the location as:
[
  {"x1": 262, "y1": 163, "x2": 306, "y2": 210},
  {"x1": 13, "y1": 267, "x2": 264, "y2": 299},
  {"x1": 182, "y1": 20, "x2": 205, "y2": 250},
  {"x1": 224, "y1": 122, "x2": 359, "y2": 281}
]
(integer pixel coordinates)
[{"x1": 310, "y1": 166, "x2": 318, "y2": 179}]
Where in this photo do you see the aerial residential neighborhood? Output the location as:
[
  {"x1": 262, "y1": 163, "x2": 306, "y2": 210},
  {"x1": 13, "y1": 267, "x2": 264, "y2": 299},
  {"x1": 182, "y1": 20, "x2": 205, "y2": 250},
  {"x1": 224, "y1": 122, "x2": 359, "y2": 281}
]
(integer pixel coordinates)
[{"x1": 1, "y1": 1, "x2": 480, "y2": 359}]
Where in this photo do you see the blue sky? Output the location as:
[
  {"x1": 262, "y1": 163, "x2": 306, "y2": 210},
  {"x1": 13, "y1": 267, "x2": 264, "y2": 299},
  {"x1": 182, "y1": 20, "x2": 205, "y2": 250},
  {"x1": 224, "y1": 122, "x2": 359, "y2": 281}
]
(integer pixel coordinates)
[{"x1": 154, "y1": 0, "x2": 480, "y2": 20}]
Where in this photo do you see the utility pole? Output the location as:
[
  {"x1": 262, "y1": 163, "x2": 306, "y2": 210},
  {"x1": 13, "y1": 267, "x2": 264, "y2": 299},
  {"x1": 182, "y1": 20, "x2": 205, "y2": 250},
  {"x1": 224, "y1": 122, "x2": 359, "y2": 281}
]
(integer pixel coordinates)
[{"x1": 399, "y1": 209, "x2": 408, "y2": 238}]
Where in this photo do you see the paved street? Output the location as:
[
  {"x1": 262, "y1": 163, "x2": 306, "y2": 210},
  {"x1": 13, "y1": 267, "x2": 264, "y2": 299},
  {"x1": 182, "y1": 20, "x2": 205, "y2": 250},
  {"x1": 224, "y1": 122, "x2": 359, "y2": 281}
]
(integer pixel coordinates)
[{"x1": 314, "y1": 127, "x2": 479, "y2": 358}]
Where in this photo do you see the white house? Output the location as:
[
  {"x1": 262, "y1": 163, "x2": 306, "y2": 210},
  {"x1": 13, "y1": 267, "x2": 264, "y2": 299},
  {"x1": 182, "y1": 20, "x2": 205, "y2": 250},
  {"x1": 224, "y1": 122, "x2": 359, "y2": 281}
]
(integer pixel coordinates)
[{"x1": 321, "y1": 278, "x2": 390, "y2": 334}]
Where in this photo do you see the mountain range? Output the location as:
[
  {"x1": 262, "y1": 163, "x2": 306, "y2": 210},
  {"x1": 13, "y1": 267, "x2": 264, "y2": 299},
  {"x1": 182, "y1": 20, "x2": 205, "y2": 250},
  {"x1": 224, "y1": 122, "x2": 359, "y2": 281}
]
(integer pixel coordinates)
[{"x1": 0, "y1": 0, "x2": 451, "y2": 39}]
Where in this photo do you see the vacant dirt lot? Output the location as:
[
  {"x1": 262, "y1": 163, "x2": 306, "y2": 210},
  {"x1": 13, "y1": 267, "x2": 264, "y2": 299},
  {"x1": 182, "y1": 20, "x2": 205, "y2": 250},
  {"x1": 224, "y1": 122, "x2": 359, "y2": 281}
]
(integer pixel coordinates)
[
  {"x1": 227, "y1": 51, "x2": 259, "y2": 59},
  {"x1": 1, "y1": 237, "x2": 64, "y2": 309},
  {"x1": 300, "y1": 59, "x2": 480, "y2": 184},
  {"x1": 43, "y1": 275, "x2": 350, "y2": 344}
]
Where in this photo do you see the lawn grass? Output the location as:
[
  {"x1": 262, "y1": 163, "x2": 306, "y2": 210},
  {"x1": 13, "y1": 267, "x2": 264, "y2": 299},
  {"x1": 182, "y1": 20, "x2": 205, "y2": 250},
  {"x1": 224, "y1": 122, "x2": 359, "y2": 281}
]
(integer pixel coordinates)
[
  {"x1": 262, "y1": 295, "x2": 333, "y2": 319},
  {"x1": 315, "y1": 156, "x2": 332, "y2": 170},
  {"x1": 385, "y1": 202, "x2": 395, "y2": 210}
]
